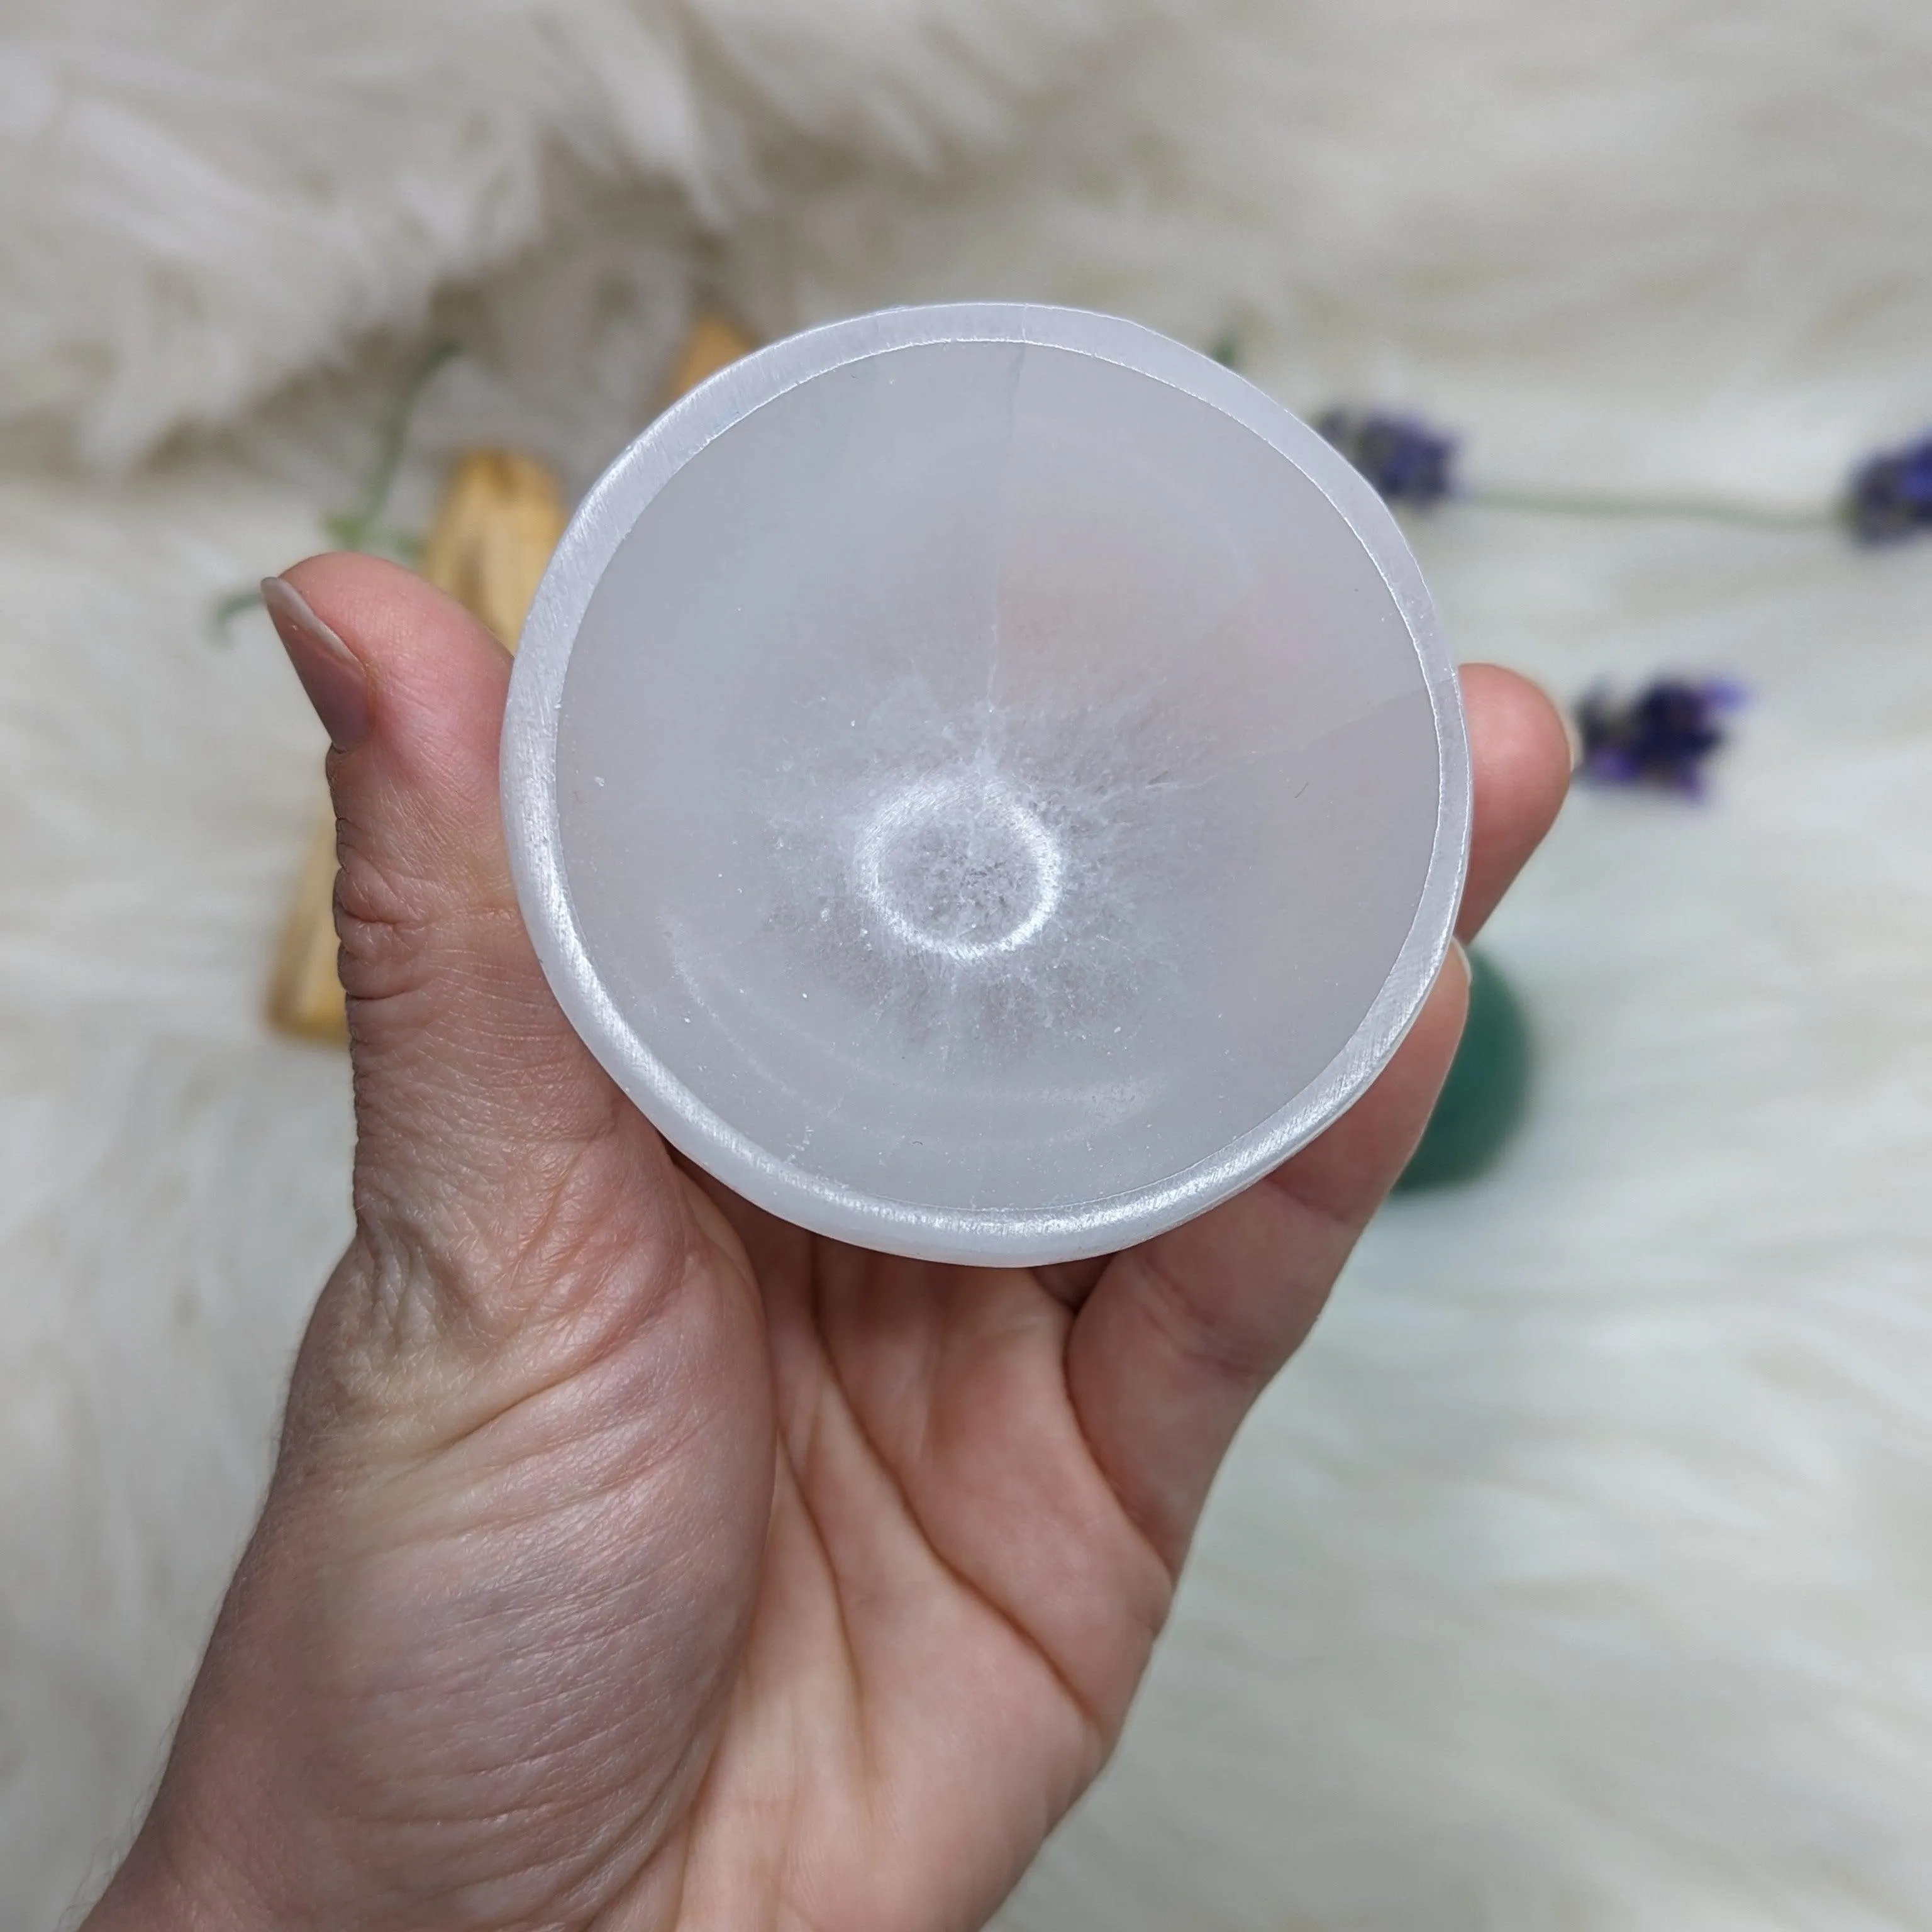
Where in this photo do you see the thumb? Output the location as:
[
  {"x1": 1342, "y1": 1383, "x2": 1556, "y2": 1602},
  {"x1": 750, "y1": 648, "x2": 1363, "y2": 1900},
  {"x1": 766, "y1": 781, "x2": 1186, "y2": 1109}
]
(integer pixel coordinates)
[{"x1": 265, "y1": 553, "x2": 687, "y2": 1341}]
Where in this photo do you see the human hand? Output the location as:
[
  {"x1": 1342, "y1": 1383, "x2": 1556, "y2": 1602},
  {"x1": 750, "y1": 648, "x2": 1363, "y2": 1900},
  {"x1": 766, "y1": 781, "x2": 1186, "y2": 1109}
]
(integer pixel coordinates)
[{"x1": 87, "y1": 553, "x2": 1568, "y2": 1932}]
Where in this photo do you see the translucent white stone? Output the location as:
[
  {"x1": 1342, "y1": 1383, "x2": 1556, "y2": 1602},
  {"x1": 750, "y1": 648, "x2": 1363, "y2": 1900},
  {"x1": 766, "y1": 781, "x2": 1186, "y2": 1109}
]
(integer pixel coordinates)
[{"x1": 503, "y1": 306, "x2": 1468, "y2": 1264}]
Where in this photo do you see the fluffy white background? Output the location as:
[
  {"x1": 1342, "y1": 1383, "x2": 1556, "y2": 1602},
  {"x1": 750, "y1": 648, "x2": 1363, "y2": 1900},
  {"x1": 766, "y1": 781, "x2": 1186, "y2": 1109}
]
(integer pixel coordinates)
[{"x1": 4, "y1": 1, "x2": 1931, "y2": 1926}]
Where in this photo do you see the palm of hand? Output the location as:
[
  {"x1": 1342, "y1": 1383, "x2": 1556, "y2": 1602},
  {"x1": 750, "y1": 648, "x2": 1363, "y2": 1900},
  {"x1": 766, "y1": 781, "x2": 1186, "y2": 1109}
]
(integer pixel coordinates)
[
  {"x1": 99, "y1": 557, "x2": 1565, "y2": 1932},
  {"x1": 249, "y1": 1117, "x2": 1291, "y2": 1932}
]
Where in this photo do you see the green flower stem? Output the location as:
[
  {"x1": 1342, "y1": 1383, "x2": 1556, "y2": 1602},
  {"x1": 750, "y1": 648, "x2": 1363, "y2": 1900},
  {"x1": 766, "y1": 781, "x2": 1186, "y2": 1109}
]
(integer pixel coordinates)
[
  {"x1": 1459, "y1": 482, "x2": 1840, "y2": 533},
  {"x1": 209, "y1": 339, "x2": 459, "y2": 640},
  {"x1": 326, "y1": 338, "x2": 461, "y2": 553}
]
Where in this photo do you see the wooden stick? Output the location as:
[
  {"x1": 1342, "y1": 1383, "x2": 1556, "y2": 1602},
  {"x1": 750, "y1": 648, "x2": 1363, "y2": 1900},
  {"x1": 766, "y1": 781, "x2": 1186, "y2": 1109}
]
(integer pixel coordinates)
[
  {"x1": 419, "y1": 449, "x2": 572, "y2": 649},
  {"x1": 265, "y1": 812, "x2": 352, "y2": 1042},
  {"x1": 267, "y1": 313, "x2": 757, "y2": 1044},
  {"x1": 655, "y1": 313, "x2": 758, "y2": 412}
]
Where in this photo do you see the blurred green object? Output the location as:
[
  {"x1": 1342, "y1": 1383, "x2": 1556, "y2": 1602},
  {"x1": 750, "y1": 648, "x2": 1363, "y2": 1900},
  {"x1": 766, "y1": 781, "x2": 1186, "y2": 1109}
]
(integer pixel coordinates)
[{"x1": 1394, "y1": 948, "x2": 1533, "y2": 1192}]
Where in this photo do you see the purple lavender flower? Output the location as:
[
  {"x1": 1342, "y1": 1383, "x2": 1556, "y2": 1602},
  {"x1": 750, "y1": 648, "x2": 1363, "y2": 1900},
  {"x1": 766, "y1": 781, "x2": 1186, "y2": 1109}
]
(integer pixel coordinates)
[
  {"x1": 1848, "y1": 433, "x2": 1932, "y2": 542},
  {"x1": 1315, "y1": 408, "x2": 1457, "y2": 506},
  {"x1": 1574, "y1": 677, "x2": 1746, "y2": 796}
]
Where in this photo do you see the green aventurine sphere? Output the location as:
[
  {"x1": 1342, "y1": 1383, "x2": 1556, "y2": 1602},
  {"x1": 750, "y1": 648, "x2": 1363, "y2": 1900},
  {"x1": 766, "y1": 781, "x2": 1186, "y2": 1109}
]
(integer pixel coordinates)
[{"x1": 1394, "y1": 948, "x2": 1533, "y2": 1192}]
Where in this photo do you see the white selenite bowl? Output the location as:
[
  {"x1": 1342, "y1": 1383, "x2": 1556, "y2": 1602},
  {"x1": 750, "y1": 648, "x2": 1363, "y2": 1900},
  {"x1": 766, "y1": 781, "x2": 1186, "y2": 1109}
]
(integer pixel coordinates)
[{"x1": 502, "y1": 304, "x2": 1470, "y2": 1265}]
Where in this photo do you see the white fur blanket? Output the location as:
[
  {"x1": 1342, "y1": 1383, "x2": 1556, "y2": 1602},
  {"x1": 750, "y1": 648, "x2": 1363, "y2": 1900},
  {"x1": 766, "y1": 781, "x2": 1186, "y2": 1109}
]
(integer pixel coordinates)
[{"x1": 4, "y1": 3, "x2": 1931, "y2": 1926}]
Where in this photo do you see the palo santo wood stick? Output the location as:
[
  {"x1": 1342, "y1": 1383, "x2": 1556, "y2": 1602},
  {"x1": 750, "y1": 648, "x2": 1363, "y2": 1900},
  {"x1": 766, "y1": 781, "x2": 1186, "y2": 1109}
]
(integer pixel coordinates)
[
  {"x1": 267, "y1": 312, "x2": 759, "y2": 1044},
  {"x1": 265, "y1": 811, "x2": 352, "y2": 1042},
  {"x1": 655, "y1": 311, "x2": 758, "y2": 413},
  {"x1": 419, "y1": 449, "x2": 570, "y2": 648},
  {"x1": 267, "y1": 451, "x2": 568, "y2": 1042}
]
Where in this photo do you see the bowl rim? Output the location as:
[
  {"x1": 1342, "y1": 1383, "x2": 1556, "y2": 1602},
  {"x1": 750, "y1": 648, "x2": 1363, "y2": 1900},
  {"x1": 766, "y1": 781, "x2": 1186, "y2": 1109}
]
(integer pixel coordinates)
[{"x1": 501, "y1": 301, "x2": 1471, "y2": 1265}]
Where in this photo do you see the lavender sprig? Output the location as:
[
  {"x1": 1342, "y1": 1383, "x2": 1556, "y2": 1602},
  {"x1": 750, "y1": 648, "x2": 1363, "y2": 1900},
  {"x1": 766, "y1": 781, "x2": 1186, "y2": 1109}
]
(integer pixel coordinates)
[
  {"x1": 1847, "y1": 433, "x2": 1932, "y2": 542},
  {"x1": 1573, "y1": 677, "x2": 1747, "y2": 796},
  {"x1": 1313, "y1": 409, "x2": 1457, "y2": 506},
  {"x1": 1305, "y1": 393, "x2": 1932, "y2": 540}
]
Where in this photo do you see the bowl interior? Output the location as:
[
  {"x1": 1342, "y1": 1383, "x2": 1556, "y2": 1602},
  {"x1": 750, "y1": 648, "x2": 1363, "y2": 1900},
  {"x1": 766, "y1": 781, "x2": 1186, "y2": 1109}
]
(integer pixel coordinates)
[{"x1": 553, "y1": 336, "x2": 1443, "y2": 1225}]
